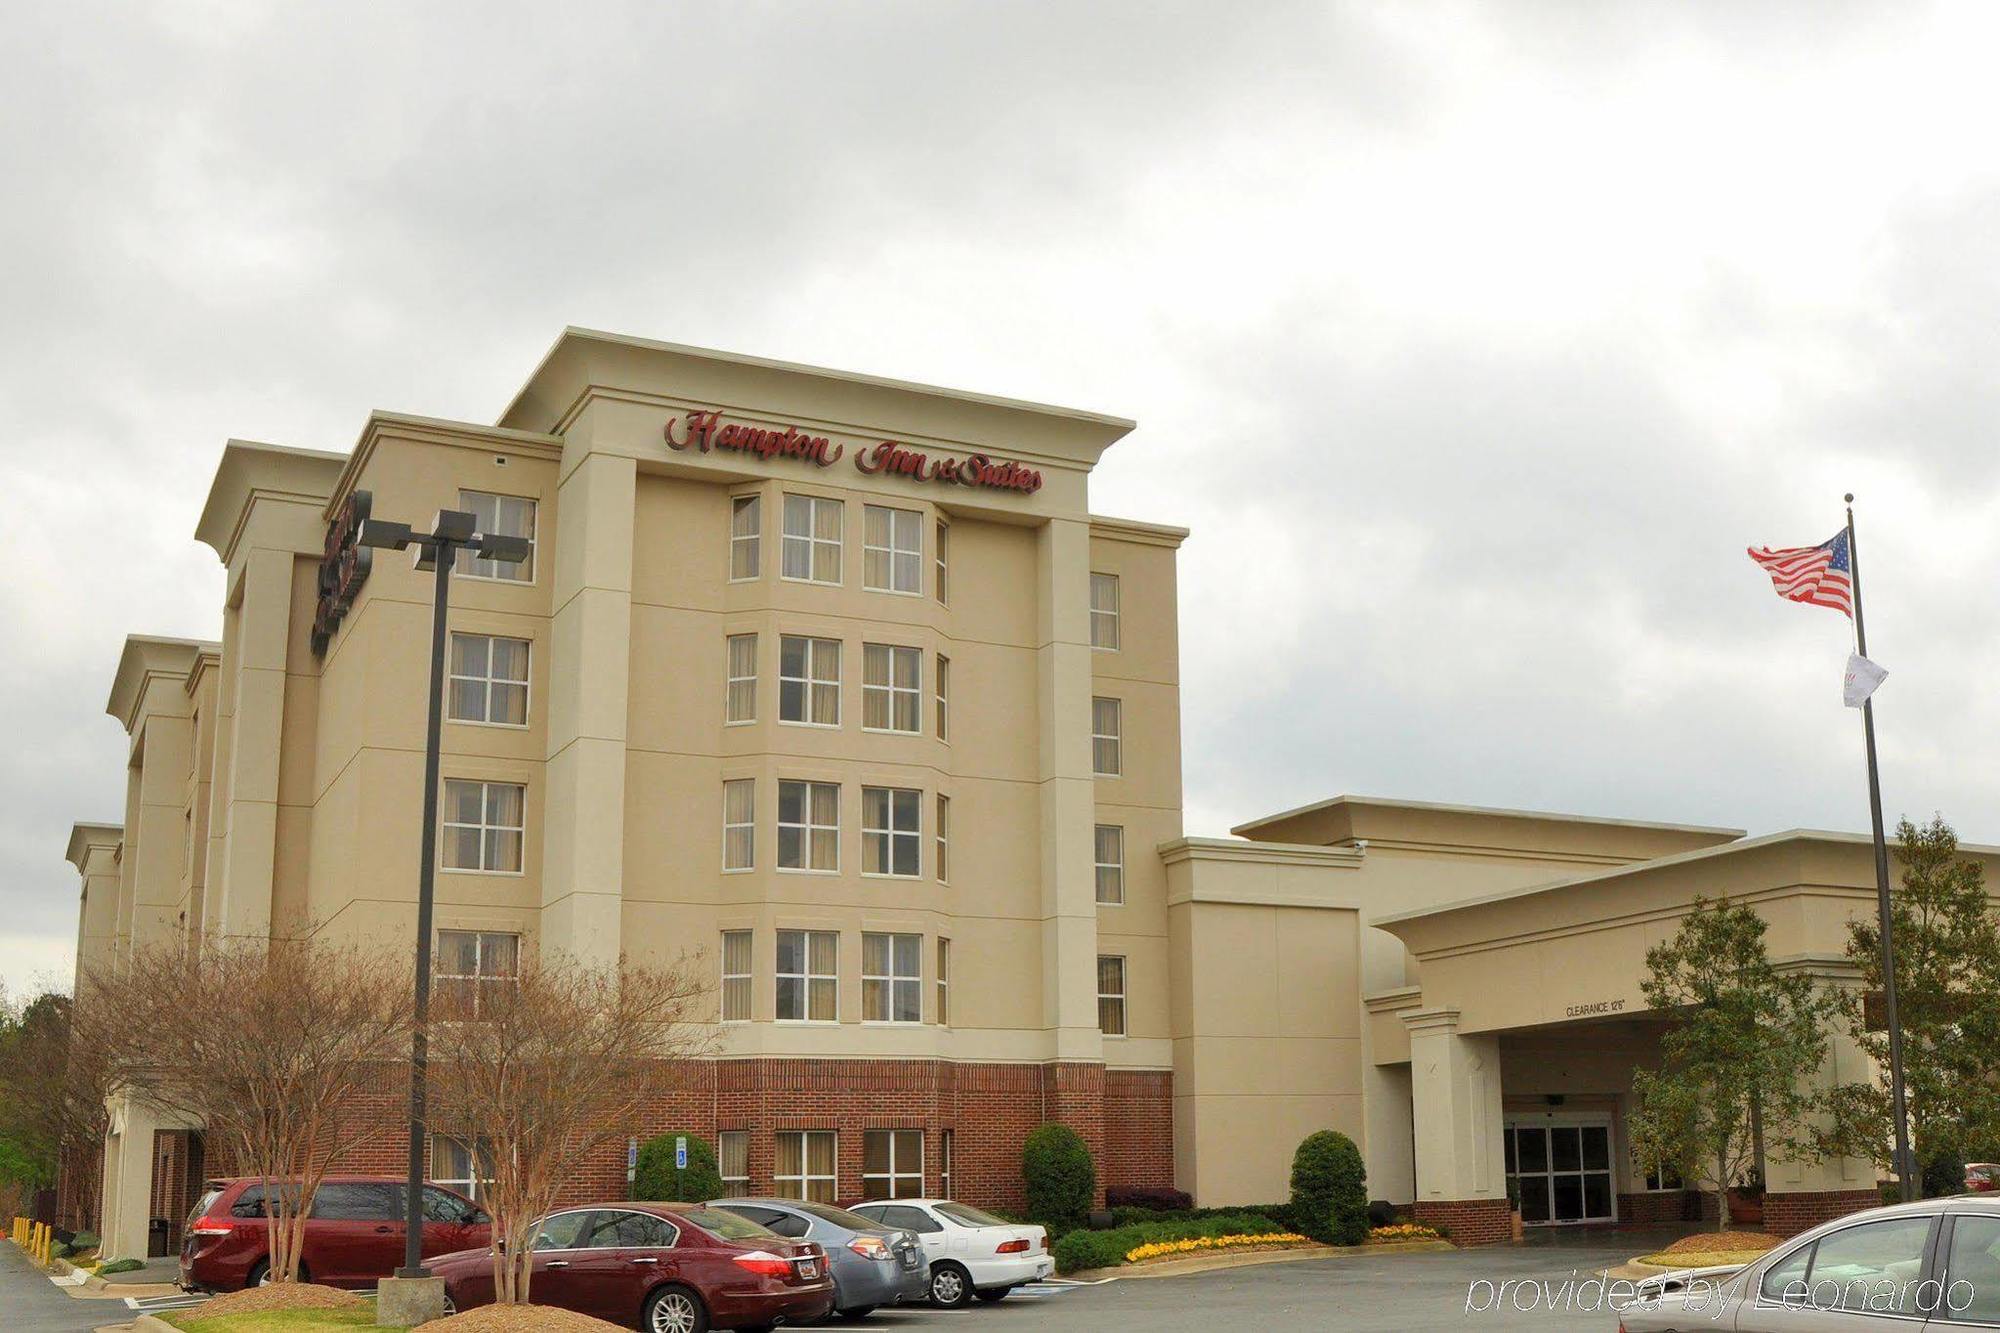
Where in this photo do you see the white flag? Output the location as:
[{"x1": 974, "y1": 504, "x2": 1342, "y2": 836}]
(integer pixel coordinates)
[{"x1": 1843, "y1": 652, "x2": 1887, "y2": 708}]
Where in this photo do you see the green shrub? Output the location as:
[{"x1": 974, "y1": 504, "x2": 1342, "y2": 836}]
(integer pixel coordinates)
[
  {"x1": 633, "y1": 1133, "x2": 724, "y2": 1203},
  {"x1": 1052, "y1": 1213, "x2": 1289, "y2": 1274},
  {"x1": 97, "y1": 1258, "x2": 143, "y2": 1275},
  {"x1": 1022, "y1": 1123, "x2": 1095, "y2": 1229},
  {"x1": 1105, "y1": 1202, "x2": 1294, "y2": 1230},
  {"x1": 1920, "y1": 1150, "x2": 1965, "y2": 1200},
  {"x1": 70, "y1": 1231, "x2": 99, "y2": 1252},
  {"x1": 1289, "y1": 1130, "x2": 1368, "y2": 1245}
]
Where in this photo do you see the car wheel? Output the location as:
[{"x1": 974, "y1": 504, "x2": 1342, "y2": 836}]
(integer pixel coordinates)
[
  {"x1": 975, "y1": 1287, "x2": 1010, "y2": 1302},
  {"x1": 246, "y1": 1259, "x2": 309, "y2": 1288},
  {"x1": 441, "y1": 1288, "x2": 458, "y2": 1317},
  {"x1": 835, "y1": 1305, "x2": 877, "y2": 1319},
  {"x1": 929, "y1": 1262, "x2": 973, "y2": 1308},
  {"x1": 643, "y1": 1283, "x2": 710, "y2": 1333}
]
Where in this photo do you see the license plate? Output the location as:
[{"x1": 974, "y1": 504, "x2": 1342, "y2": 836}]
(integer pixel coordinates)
[
  {"x1": 798, "y1": 1260, "x2": 819, "y2": 1279},
  {"x1": 901, "y1": 1250, "x2": 920, "y2": 1268}
]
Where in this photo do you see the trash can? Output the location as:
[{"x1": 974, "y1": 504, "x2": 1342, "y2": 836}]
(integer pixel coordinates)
[{"x1": 148, "y1": 1218, "x2": 171, "y2": 1258}]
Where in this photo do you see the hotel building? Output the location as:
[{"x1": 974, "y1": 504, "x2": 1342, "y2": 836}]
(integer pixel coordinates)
[{"x1": 67, "y1": 329, "x2": 1999, "y2": 1259}]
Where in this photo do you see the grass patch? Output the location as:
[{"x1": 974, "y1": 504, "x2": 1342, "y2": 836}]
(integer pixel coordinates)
[{"x1": 162, "y1": 1309, "x2": 406, "y2": 1333}]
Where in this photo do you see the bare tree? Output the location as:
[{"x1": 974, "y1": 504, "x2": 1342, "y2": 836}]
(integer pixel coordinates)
[
  {"x1": 84, "y1": 938, "x2": 413, "y2": 1281},
  {"x1": 426, "y1": 952, "x2": 712, "y2": 1305},
  {"x1": 0, "y1": 990, "x2": 114, "y2": 1229}
]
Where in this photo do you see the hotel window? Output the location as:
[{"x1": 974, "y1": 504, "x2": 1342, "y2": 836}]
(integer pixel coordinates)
[
  {"x1": 774, "y1": 1130, "x2": 836, "y2": 1203},
  {"x1": 940, "y1": 1128, "x2": 954, "y2": 1198},
  {"x1": 862, "y1": 786, "x2": 921, "y2": 878},
  {"x1": 778, "y1": 636, "x2": 841, "y2": 727},
  {"x1": 431, "y1": 1135, "x2": 495, "y2": 1202},
  {"x1": 1638, "y1": 1155, "x2": 1683, "y2": 1192},
  {"x1": 781, "y1": 494, "x2": 843, "y2": 584},
  {"x1": 935, "y1": 521, "x2": 949, "y2": 603},
  {"x1": 935, "y1": 655, "x2": 950, "y2": 741},
  {"x1": 863, "y1": 504, "x2": 923, "y2": 594},
  {"x1": 1090, "y1": 572, "x2": 1121, "y2": 649},
  {"x1": 1097, "y1": 955, "x2": 1127, "y2": 1036},
  {"x1": 863, "y1": 1129, "x2": 924, "y2": 1199},
  {"x1": 777, "y1": 781, "x2": 840, "y2": 872},
  {"x1": 862, "y1": 932, "x2": 922, "y2": 1023},
  {"x1": 435, "y1": 929, "x2": 518, "y2": 1019},
  {"x1": 447, "y1": 633, "x2": 529, "y2": 726},
  {"x1": 1095, "y1": 825, "x2": 1125, "y2": 905},
  {"x1": 862, "y1": 644, "x2": 921, "y2": 733},
  {"x1": 1091, "y1": 697, "x2": 1123, "y2": 776},
  {"x1": 775, "y1": 929, "x2": 838, "y2": 1023},
  {"x1": 722, "y1": 779, "x2": 755, "y2": 872},
  {"x1": 935, "y1": 795, "x2": 950, "y2": 884},
  {"x1": 725, "y1": 634, "x2": 757, "y2": 724},
  {"x1": 730, "y1": 495, "x2": 761, "y2": 580},
  {"x1": 719, "y1": 929, "x2": 752, "y2": 1022},
  {"x1": 456, "y1": 490, "x2": 536, "y2": 582},
  {"x1": 936, "y1": 937, "x2": 951, "y2": 1027},
  {"x1": 441, "y1": 780, "x2": 525, "y2": 873},
  {"x1": 718, "y1": 1131, "x2": 750, "y2": 1191}
]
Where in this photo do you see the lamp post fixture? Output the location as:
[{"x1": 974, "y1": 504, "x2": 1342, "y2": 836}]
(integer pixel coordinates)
[{"x1": 358, "y1": 509, "x2": 530, "y2": 1281}]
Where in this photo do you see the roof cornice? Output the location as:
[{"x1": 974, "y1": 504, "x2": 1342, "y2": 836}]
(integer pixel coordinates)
[
  {"x1": 105, "y1": 635, "x2": 216, "y2": 732},
  {"x1": 196, "y1": 439, "x2": 346, "y2": 564},
  {"x1": 1088, "y1": 514, "x2": 1190, "y2": 548},
  {"x1": 66, "y1": 822, "x2": 122, "y2": 871},
  {"x1": 325, "y1": 411, "x2": 564, "y2": 518}
]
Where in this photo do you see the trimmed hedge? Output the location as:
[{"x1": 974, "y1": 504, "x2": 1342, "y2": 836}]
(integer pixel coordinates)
[
  {"x1": 1105, "y1": 1202, "x2": 1294, "y2": 1230},
  {"x1": 1022, "y1": 1123, "x2": 1095, "y2": 1229},
  {"x1": 1290, "y1": 1130, "x2": 1368, "y2": 1245},
  {"x1": 1105, "y1": 1185, "x2": 1193, "y2": 1211},
  {"x1": 633, "y1": 1132, "x2": 724, "y2": 1203},
  {"x1": 1052, "y1": 1212, "x2": 1288, "y2": 1274}
]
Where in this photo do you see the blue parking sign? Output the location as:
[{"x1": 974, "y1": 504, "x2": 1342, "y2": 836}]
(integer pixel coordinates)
[{"x1": 675, "y1": 1136, "x2": 688, "y2": 1170}]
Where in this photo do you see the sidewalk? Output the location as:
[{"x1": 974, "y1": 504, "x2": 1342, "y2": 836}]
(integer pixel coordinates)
[{"x1": 0, "y1": 1241, "x2": 139, "y2": 1333}]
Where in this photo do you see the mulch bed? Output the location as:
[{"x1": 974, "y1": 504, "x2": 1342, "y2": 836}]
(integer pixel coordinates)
[
  {"x1": 426, "y1": 1306, "x2": 631, "y2": 1333},
  {"x1": 195, "y1": 1282, "x2": 365, "y2": 1316},
  {"x1": 1654, "y1": 1231, "x2": 1778, "y2": 1256}
]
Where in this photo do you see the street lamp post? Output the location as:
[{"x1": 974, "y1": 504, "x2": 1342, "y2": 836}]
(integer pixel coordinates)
[{"x1": 358, "y1": 510, "x2": 530, "y2": 1285}]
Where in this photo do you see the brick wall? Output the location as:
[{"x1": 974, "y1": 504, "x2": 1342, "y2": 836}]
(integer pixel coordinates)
[
  {"x1": 1763, "y1": 1189, "x2": 1879, "y2": 1238},
  {"x1": 1104, "y1": 1069, "x2": 1175, "y2": 1195},
  {"x1": 1618, "y1": 1189, "x2": 1707, "y2": 1225},
  {"x1": 1412, "y1": 1197, "x2": 1513, "y2": 1246}
]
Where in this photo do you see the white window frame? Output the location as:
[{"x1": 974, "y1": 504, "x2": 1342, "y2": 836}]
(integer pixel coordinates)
[
  {"x1": 730, "y1": 494, "x2": 761, "y2": 581},
  {"x1": 718, "y1": 1130, "x2": 750, "y2": 1191},
  {"x1": 863, "y1": 504, "x2": 924, "y2": 595},
  {"x1": 935, "y1": 794, "x2": 950, "y2": 885},
  {"x1": 940, "y1": 1128, "x2": 954, "y2": 1199},
  {"x1": 1090, "y1": 572, "x2": 1121, "y2": 650},
  {"x1": 778, "y1": 635, "x2": 842, "y2": 728},
  {"x1": 722, "y1": 779, "x2": 755, "y2": 872},
  {"x1": 936, "y1": 937, "x2": 950, "y2": 1028},
  {"x1": 773, "y1": 1129, "x2": 837, "y2": 1202},
  {"x1": 935, "y1": 654, "x2": 950, "y2": 742},
  {"x1": 777, "y1": 780, "x2": 840, "y2": 873},
  {"x1": 775, "y1": 929, "x2": 839, "y2": 1024},
  {"x1": 446, "y1": 632, "x2": 530, "y2": 728},
  {"x1": 862, "y1": 931, "x2": 923, "y2": 1024},
  {"x1": 862, "y1": 643, "x2": 921, "y2": 734},
  {"x1": 1092, "y1": 697, "x2": 1123, "y2": 777},
  {"x1": 935, "y1": 520, "x2": 949, "y2": 604},
  {"x1": 455, "y1": 490, "x2": 537, "y2": 583},
  {"x1": 436, "y1": 928, "x2": 520, "y2": 1018},
  {"x1": 861, "y1": 786, "x2": 922, "y2": 878},
  {"x1": 1095, "y1": 824, "x2": 1125, "y2": 905},
  {"x1": 1098, "y1": 955, "x2": 1127, "y2": 1037},
  {"x1": 719, "y1": 929, "x2": 752, "y2": 1023},
  {"x1": 441, "y1": 779, "x2": 527, "y2": 875},
  {"x1": 781, "y1": 494, "x2": 844, "y2": 586},
  {"x1": 431, "y1": 1134, "x2": 496, "y2": 1202},
  {"x1": 862, "y1": 1128, "x2": 925, "y2": 1199},
  {"x1": 725, "y1": 634, "x2": 758, "y2": 725}
]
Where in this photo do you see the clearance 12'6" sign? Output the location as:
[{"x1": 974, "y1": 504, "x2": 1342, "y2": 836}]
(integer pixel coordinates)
[{"x1": 663, "y1": 409, "x2": 1044, "y2": 495}]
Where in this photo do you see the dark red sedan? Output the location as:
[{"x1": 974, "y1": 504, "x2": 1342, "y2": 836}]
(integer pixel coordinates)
[
  {"x1": 429, "y1": 1203, "x2": 834, "y2": 1333},
  {"x1": 181, "y1": 1175, "x2": 489, "y2": 1291}
]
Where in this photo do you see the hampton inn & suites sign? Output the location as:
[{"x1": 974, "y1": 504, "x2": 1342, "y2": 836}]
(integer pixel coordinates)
[{"x1": 664, "y1": 409, "x2": 1044, "y2": 495}]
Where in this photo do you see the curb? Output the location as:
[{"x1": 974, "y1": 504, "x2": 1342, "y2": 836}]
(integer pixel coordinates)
[
  {"x1": 134, "y1": 1317, "x2": 179, "y2": 1333},
  {"x1": 1068, "y1": 1238, "x2": 1457, "y2": 1282}
]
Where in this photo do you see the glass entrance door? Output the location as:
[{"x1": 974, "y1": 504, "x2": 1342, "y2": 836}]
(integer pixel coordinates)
[{"x1": 1504, "y1": 1121, "x2": 1615, "y2": 1225}]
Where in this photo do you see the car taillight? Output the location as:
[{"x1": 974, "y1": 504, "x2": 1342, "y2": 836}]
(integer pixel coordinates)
[
  {"x1": 996, "y1": 1238, "x2": 1029, "y2": 1254},
  {"x1": 190, "y1": 1225, "x2": 234, "y2": 1238},
  {"x1": 847, "y1": 1235, "x2": 893, "y2": 1260},
  {"x1": 732, "y1": 1250, "x2": 795, "y2": 1277}
]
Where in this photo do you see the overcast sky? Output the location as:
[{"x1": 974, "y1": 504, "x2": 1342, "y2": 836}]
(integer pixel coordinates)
[{"x1": 4, "y1": 1, "x2": 1997, "y2": 996}]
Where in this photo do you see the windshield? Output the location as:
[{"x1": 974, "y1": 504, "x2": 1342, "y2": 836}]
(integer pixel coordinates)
[
  {"x1": 679, "y1": 1206, "x2": 779, "y2": 1242},
  {"x1": 794, "y1": 1201, "x2": 887, "y2": 1231},
  {"x1": 935, "y1": 1201, "x2": 1011, "y2": 1228}
]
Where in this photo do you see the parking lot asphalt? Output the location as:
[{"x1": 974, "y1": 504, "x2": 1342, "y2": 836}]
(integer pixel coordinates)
[
  {"x1": 0, "y1": 1241, "x2": 138, "y2": 1333},
  {"x1": 833, "y1": 1237, "x2": 1660, "y2": 1332}
]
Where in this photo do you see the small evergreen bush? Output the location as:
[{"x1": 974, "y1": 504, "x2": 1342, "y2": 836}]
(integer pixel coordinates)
[
  {"x1": 1289, "y1": 1130, "x2": 1369, "y2": 1245},
  {"x1": 633, "y1": 1132, "x2": 724, "y2": 1203},
  {"x1": 1022, "y1": 1123, "x2": 1095, "y2": 1229},
  {"x1": 1052, "y1": 1212, "x2": 1289, "y2": 1273}
]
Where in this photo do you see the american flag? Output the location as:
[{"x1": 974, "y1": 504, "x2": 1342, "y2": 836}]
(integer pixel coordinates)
[{"x1": 1747, "y1": 529, "x2": 1853, "y2": 617}]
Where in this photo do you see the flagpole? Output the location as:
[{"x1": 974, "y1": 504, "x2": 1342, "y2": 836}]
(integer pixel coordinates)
[{"x1": 1845, "y1": 492, "x2": 1916, "y2": 1202}]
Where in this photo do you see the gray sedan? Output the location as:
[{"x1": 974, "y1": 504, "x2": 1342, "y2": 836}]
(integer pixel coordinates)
[
  {"x1": 1620, "y1": 1193, "x2": 2000, "y2": 1331},
  {"x1": 711, "y1": 1197, "x2": 928, "y2": 1320}
]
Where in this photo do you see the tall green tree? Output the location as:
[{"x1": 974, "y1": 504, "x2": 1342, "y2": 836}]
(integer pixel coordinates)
[
  {"x1": 1628, "y1": 896, "x2": 1841, "y2": 1230},
  {"x1": 1828, "y1": 816, "x2": 2000, "y2": 1193}
]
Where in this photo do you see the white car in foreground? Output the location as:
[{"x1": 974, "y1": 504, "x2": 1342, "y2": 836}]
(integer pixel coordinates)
[{"x1": 849, "y1": 1198, "x2": 1052, "y2": 1307}]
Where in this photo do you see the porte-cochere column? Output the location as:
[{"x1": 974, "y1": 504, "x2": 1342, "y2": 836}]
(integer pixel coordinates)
[{"x1": 1404, "y1": 1007, "x2": 1512, "y2": 1244}]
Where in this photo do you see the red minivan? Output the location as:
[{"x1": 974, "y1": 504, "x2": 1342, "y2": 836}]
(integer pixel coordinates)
[
  {"x1": 428, "y1": 1202, "x2": 834, "y2": 1332},
  {"x1": 181, "y1": 1175, "x2": 489, "y2": 1291}
]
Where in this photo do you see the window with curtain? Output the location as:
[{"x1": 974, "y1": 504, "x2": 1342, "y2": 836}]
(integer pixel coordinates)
[
  {"x1": 936, "y1": 938, "x2": 950, "y2": 1027},
  {"x1": 718, "y1": 1131, "x2": 750, "y2": 1190},
  {"x1": 719, "y1": 930, "x2": 752, "y2": 1022},
  {"x1": 777, "y1": 781, "x2": 839, "y2": 872},
  {"x1": 862, "y1": 933, "x2": 922, "y2": 1023},
  {"x1": 862, "y1": 644, "x2": 921, "y2": 732},
  {"x1": 776, "y1": 929, "x2": 838, "y2": 1022},
  {"x1": 781, "y1": 494, "x2": 843, "y2": 584},
  {"x1": 722, "y1": 780, "x2": 755, "y2": 871},
  {"x1": 431, "y1": 1135, "x2": 496, "y2": 1201},
  {"x1": 935, "y1": 795, "x2": 950, "y2": 884},
  {"x1": 441, "y1": 780, "x2": 526, "y2": 872},
  {"x1": 1091, "y1": 697, "x2": 1122, "y2": 776},
  {"x1": 447, "y1": 633, "x2": 529, "y2": 725},
  {"x1": 863, "y1": 1129, "x2": 924, "y2": 1199},
  {"x1": 435, "y1": 930, "x2": 519, "y2": 1019},
  {"x1": 862, "y1": 787, "x2": 921, "y2": 877},
  {"x1": 455, "y1": 490, "x2": 537, "y2": 581},
  {"x1": 935, "y1": 521, "x2": 949, "y2": 603},
  {"x1": 940, "y1": 1129, "x2": 954, "y2": 1198},
  {"x1": 778, "y1": 636, "x2": 841, "y2": 726},
  {"x1": 935, "y1": 654, "x2": 950, "y2": 740},
  {"x1": 774, "y1": 1130, "x2": 837, "y2": 1202},
  {"x1": 863, "y1": 505, "x2": 923, "y2": 593},
  {"x1": 730, "y1": 494, "x2": 761, "y2": 580},
  {"x1": 725, "y1": 634, "x2": 757, "y2": 723},
  {"x1": 1094, "y1": 825, "x2": 1124, "y2": 905},
  {"x1": 1097, "y1": 955, "x2": 1127, "y2": 1036},
  {"x1": 1090, "y1": 572, "x2": 1121, "y2": 649}
]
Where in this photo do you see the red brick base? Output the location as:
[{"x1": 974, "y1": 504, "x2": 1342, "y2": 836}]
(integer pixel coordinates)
[
  {"x1": 1413, "y1": 1197, "x2": 1514, "y2": 1246},
  {"x1": 1617, "y1": 1189, "x2": 1716, "y2": 1225},
  {"x1": 1762, "y1": 1189, "x2": 1879, "y2": 1238}
]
